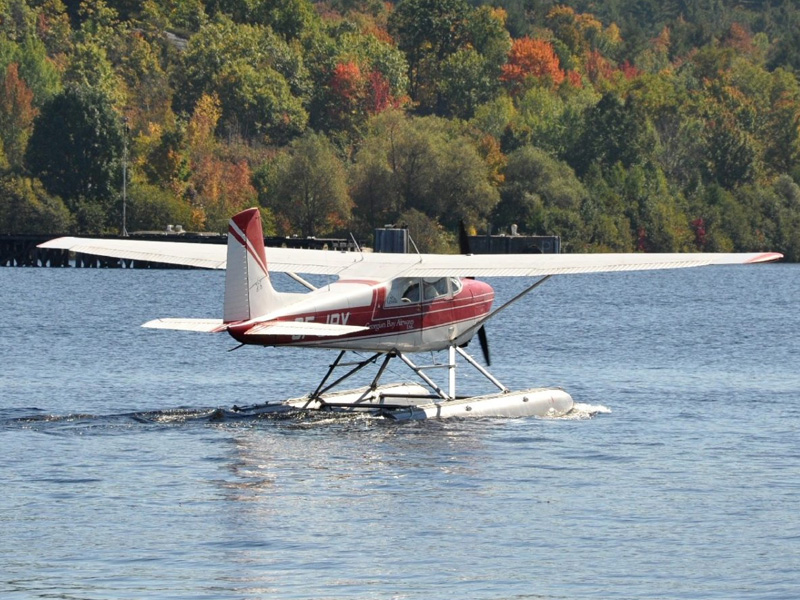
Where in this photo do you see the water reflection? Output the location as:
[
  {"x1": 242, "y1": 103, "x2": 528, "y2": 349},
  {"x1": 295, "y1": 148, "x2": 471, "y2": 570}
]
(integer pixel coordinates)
[{"x1": 207, "y1": 418, "x2": 504, "y2": 595}]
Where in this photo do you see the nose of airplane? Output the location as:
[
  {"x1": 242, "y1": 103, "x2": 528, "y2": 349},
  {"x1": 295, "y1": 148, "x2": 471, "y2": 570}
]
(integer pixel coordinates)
[{"x1": 465, "y1": 278, "x2": 495, "y2": 311}]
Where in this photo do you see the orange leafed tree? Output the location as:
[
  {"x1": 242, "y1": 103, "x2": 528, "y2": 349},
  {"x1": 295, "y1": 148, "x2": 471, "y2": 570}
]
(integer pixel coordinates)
[
  {"x1": 330, "y1": 61, "x2": 365, "y2": 108},
  {"x1": 184, "y1": 93, "x2": 258, "y2": 230},
  {"x1": 500, "y1": 37, "x2": 565, "y2": 93},
  {"x1": 0, "y1": 63, "x2": 38, "y2": 167},
  {"x1": 585, "y1": 49, "x2": 614, "y2": 84},
  {"x1": 328, "y1": 61, "x2": 403, "y2": 129}
]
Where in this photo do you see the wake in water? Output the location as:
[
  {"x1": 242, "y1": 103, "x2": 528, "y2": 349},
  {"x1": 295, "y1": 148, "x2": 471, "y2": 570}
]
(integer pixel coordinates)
[
  {"x1": 0, "y1": 405, "x2": 381, "y2": 432},
  {"x1": 1, "y1": 400, "x2": 610, "y2": 432},
  {"x1": 560, "y1": 402, "x2": 612, "y2": 420}
]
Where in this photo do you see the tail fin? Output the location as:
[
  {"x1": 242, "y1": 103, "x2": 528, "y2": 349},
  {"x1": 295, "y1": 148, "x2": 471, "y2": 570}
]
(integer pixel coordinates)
[{"x1": 224, "y1": 208, "x2": 283, "y2": 323}]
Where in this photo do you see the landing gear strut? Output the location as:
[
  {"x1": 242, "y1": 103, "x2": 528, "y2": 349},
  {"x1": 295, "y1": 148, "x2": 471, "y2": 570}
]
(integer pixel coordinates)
[{"x1": 306, "y1": 345, "x2": 510, "y2": 408}]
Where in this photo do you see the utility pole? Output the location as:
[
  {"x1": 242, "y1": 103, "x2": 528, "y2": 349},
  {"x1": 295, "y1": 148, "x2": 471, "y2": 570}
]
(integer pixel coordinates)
[{"x1": 122, "y1": 117, "x2": 129, "y2": 237}]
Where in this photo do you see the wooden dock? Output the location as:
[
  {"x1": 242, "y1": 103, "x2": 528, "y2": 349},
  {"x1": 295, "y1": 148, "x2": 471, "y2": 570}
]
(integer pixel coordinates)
[{"x1": 0, "y1": 233, "x2": 357, "y2": 268}]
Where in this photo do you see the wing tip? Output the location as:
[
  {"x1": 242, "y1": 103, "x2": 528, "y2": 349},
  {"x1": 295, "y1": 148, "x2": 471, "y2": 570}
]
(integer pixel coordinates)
[
  {"x1": 142, "y1": 318, "x2": 227, "y2": 332},
  {"x1": 746, "y1": 252, "x2": 784, "y2": 264},
  {"x1": 37, "y1": 236, "x2": 77, "y2": 250}
]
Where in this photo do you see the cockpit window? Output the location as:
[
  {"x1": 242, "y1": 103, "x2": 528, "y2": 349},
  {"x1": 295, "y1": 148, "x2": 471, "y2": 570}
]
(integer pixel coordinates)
[
  {"x1": 386, "y1": 278, "x2": 417, "y2": 306},
  {"x1": 423, "y1": 277, "x2": 448, "y2": 300},
  {"x1": 385, "y1": 277, "x2": 457, "y2": 306},
  {"x1": 449, "y1": 277, "x2": 462, "y2": 296}
]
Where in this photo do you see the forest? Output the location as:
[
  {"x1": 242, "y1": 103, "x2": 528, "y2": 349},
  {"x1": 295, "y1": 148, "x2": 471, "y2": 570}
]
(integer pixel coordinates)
[{"x1": 0, "y1": 0, "x2": 798, "y2": 259}]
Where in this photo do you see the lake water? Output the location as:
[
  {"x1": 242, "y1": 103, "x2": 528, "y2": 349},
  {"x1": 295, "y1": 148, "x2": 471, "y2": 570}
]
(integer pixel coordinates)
[{"x1": 1, "y1": 264, "x2": 798, "y2": 599}]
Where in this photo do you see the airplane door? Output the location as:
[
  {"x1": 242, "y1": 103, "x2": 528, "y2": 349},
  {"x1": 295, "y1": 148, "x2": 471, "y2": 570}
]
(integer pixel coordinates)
[{"x1": 421, "y1": 277, "x2": 455, "y2": 349}]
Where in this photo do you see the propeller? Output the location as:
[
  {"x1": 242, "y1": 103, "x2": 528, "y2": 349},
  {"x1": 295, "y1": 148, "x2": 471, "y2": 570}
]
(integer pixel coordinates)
[
  {"x1": 477, "y1": 324, "x2": 491, "y2": 367},
  {"x1": 459, "y1": 220, "x2": 491, "y2": 366}
]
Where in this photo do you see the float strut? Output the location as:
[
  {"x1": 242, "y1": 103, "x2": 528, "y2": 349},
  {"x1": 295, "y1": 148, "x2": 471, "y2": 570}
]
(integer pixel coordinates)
[
  {"x1": 396, "y1": 351, "x2": 451, "y2": 400},
  {"x1": 311, "y1": 351, "x2": 383, "y2": 399},
  {"x1": 455, "y1": 346, "x2": 509, "y2": 392},
  {"x1": 368, "y1": 352, "x2": 395, "y2": 390}
]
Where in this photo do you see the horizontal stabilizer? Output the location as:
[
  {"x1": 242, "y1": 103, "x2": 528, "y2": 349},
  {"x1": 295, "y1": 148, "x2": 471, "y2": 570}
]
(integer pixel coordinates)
[
  {"x1": 244, "y1": 320, "x2": 369, "y2": 337},
  {"x1": 142, "y1": 318, "x2": 227, "y2": 332}
]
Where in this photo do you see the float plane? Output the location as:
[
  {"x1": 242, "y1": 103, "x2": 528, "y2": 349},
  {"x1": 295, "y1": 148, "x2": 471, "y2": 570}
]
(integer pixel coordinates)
[{"x1": 40, "y1": 208, "x2": 783, "y2": 420}]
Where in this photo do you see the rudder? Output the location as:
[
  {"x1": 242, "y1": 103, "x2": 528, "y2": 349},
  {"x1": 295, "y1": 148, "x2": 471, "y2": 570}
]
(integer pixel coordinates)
[{"x1": 224, "y1": 208, "x2": 281, "y2": 323}]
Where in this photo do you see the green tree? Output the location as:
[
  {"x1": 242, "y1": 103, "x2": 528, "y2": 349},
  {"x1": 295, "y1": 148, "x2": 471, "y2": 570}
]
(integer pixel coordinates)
[
  {"x1": 569, "y1": 93, "x2": 654, "y2": 176},
  {"x1": 250, "y1": 0, "x2": 320, "y2": 41},
  {"x1": 76, "y1": 0, "x2": 122, "y2": 49},
  {"x1": 772, "y1": 174, "x2": 800, "y2": 261},
  {"x1": 471, "y1": 94, "x2": 516, "y2": 141},
  {"x1": 703, "y1": 113, "x2": 759, "y2": 189},
  {"x1": 396, "y1": 207, "x2": 454, "y2": 253},
  {"x1": 349, "y1": 137, "x2": 400, "y2": 233},
  {"x1": 0, "y1": 174, "x2": 74, "y2": 234},
  {"x1": 0, "y1": 0, "x2": 38, "y2": 41},
  {"x1": 766, "y1": 1, "x2": 800, "y2": 73},
  {"x1": 64, "y1": 40, "x2": 124, "y2": 105},
  {"x1": 582, "y1": 163, "x2": 634, "y2": 251},
  {"x1": 621, "y1": 163, "x2": 692, "y2": 252},
  {"x1": 173, "y1": 17, "x2": 309, "y2": 142},
  {"x1": 25, "y1": 85, "x2": 124, "y2": 224},
  {"x1": 437, "y1": 48, "x2": 496, "y2": 119},
  {"x1": 496, "y1": 145, "x2": 588, "y2": 247},
  {"x1": 261, "y1": 131, "x2": 352, "y2": 237},
  {"x1": 388, "y1": 0, "x2": 471, "y2": 113},
  {"x1": 125, "y1": 181, "x2": 194, "y2": 232},
  {"x1": 435, "y1": 6, "x2": 510, "y2": 118},
  {"x1": 350, "y1": 110, "x2": 499, "y2": 234},
  {"x1": 762, "y1": 68, "x2": 800, "y2": 176},
  {"x1": 214, "y1": 59, "x2": 307, "y2": 143}
]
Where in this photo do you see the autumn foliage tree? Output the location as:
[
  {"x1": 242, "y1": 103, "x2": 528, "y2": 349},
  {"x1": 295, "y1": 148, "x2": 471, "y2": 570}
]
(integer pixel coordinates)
[
  {"x1": 501, "y1": 38, "x2": 565, "y2": 94},
  {"x1": 183, "y1": 93, "x2": 259, "y2": 231},
  {"x1": 0, "y1": 0, "x2": 798, "y2": 260},
  {"x1": 0, "y1": 63, "x2": 37, "y2": 168},
  {"x1": 325, "y1": 60, "x2": 402, "y2": 131}
]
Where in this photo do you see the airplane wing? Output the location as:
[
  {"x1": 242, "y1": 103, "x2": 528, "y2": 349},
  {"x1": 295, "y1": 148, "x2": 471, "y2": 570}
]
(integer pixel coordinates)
[
  {"x1": 346, "y1": 251, "x2": 784, "y2": 279},
  {"x1": 39, "y1": 237, "x2": 228, "y2": 269},
  {"x1": 39, "y1": 236, "x2": 783, "y2": 278},
  {"x1": 38, "y1": 237, "x2": 367, "y2": 273}
]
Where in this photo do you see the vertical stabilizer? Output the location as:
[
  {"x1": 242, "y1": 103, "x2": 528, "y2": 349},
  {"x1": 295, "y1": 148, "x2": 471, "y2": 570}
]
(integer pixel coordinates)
[{"x1": 224, "y1": 208, "x2": 280, "y2": 323}]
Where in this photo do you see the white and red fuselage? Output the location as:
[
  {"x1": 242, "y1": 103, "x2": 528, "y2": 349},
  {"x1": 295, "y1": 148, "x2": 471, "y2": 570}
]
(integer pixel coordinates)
[{"x1": 226, "y1": 276, "x2": 494, "y2": 352}]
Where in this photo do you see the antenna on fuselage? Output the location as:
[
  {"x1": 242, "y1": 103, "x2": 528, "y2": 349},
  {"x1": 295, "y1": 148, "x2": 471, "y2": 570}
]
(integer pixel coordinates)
[
  {"x1": 407, "y1": 233, "x2": 422, "y2": 261},
  {"x1": 459, "y1": 220, "x2": 491, "y2": 366},
  {"x1": 349, "y1": 233, "x2": 362, "y2": 253}
]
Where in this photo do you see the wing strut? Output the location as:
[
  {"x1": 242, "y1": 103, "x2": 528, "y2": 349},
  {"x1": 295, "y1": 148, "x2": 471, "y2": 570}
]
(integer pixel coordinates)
[
  {"x1": 285, "y1": 271, "x2": 317, "y2": 291},
  {"x1": 461, "y1": 275, "x2": 553, "y2": 341}
]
